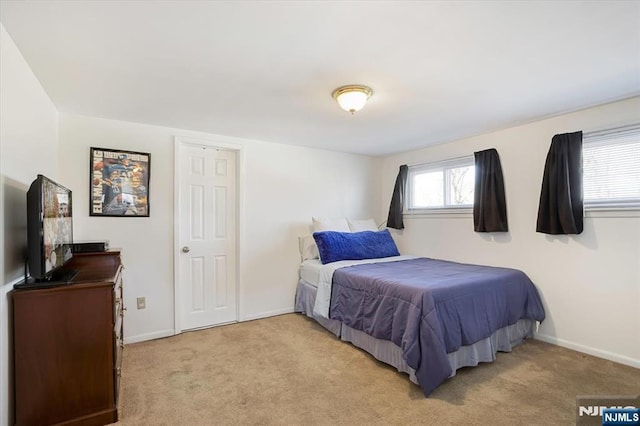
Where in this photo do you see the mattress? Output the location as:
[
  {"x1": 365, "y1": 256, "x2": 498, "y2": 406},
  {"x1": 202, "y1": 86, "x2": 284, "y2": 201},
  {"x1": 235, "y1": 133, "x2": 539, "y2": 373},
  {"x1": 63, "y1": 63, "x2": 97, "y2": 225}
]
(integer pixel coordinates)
[{"x1": 299, "y1": 259, "x2": 323, "y2": 287}]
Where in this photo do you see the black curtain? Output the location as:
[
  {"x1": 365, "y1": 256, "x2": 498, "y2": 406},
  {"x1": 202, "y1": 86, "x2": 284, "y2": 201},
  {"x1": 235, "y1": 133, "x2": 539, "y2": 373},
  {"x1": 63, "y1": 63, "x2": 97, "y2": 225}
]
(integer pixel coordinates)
[
  {"x1": 386, "y1": 165, "x2": 408, "y2": 230},
  {"x1": 473, "y1": 148, "x2": 508, "y2": 232},
  {"x1": 536, "y1": 131, "x2": 583, "y2": 235}
]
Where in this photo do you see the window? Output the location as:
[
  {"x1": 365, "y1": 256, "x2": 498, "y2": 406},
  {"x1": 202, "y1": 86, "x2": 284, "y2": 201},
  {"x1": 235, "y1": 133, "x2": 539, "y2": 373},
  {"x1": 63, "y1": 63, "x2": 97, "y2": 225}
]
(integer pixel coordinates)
[
  {"x1": 407, "y1": 157, "x2": 475, "y2": 211},
  {"x1": 583, "y1": 125, "x2": 640, "y2": 209}
]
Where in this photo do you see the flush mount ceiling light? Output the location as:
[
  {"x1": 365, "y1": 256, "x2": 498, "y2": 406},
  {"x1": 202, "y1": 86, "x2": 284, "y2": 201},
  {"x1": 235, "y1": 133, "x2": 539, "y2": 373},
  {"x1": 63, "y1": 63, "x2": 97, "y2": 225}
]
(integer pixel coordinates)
[{"x1": 332, "y1": 85, "x2": 373, "y2": 114}]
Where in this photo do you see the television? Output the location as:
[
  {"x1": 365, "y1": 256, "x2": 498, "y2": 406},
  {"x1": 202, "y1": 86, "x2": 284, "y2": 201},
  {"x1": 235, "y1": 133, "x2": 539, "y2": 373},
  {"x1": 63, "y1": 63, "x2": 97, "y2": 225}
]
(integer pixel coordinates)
[{"x1": 26, "y1": 174, "x2": 75, "y2": 282}]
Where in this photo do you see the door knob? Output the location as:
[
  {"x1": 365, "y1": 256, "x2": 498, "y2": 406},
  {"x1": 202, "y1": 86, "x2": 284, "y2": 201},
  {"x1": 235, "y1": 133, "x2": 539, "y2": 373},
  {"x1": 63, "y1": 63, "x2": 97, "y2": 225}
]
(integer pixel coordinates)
[{"x1": 182, "y1": 246, "x2": 190, "y2": 253}]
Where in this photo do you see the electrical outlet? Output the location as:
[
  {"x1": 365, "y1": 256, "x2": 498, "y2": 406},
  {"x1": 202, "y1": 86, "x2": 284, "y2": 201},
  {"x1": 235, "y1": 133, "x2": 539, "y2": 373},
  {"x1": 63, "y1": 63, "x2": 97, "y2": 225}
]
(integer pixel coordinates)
[{"x1": 136, "y1": 297, "x2": 146, "y2": 309}]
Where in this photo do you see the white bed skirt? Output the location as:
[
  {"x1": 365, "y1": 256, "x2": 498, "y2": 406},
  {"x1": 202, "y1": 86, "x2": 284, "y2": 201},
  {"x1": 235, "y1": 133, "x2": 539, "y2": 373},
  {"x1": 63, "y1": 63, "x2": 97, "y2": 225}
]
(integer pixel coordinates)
[{"x1": 294, "y1": 279, "x2": 535, "y2": 385}]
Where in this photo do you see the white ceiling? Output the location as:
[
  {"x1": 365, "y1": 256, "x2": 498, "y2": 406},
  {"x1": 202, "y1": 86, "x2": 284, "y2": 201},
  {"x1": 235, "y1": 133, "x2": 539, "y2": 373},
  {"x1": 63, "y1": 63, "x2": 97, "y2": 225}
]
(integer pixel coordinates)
[{"x1": 1, "y1": 1, "x2": 639, "y2": 156}]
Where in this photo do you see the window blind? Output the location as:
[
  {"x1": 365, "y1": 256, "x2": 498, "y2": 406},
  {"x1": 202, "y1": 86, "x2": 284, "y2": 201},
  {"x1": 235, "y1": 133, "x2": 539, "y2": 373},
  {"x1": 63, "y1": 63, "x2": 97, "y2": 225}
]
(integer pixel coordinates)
[{"x1": 583, "y1": 124, "x2": 640, "y2": 207}]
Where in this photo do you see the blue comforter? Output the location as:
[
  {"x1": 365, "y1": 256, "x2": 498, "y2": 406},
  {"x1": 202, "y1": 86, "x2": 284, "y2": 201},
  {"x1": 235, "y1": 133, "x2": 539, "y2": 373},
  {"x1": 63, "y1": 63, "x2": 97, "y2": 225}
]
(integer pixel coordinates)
[{"x1": 329, "y1": 258, "x2": 545, "y2": 396}]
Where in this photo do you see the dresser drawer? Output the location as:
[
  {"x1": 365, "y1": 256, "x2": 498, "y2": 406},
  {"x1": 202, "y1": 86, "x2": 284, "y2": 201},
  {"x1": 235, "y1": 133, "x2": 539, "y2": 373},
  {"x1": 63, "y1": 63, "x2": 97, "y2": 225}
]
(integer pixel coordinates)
[
  {"x1": 113, "y1": 264, "x2": 124, "y2": 337},
  {"x1": 115, "y1": 337, "x2": 123, "y2": 395},
  {"x1": 114, "y1": 304, "x2": 123, "y2": 338},
  {"x1": 113, "y1": 262, "x2": 124, "y2": 413}
]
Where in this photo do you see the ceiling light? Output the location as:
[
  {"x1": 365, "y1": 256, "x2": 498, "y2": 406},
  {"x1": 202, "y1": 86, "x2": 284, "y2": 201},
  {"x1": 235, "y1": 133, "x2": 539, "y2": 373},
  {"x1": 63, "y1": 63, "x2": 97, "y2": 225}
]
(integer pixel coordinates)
[{"x1": 332, "y1": 85, "x2": 373, "y2": 114}]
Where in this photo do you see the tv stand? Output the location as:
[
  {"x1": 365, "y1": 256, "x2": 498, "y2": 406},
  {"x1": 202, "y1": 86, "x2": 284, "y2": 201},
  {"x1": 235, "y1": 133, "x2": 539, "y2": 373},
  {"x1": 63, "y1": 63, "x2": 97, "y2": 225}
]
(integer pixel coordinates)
[{"x1": 11, "y1": 250, "x2": 124, "y2": 426}]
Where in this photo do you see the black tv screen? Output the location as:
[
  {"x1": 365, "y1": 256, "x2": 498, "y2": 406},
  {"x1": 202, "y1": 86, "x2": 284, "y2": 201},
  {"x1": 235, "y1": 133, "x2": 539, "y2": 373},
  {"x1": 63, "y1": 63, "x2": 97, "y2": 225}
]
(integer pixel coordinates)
[{"x1": 27, "y1": 175, "x2": 74, "y2": 280}]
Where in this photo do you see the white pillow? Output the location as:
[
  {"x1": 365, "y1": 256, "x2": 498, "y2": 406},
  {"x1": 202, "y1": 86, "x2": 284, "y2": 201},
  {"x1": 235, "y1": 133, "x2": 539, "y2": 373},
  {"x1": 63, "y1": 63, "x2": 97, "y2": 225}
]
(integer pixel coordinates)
[
  {"x1": 312, "y1": 217, "x2": 351, "y2": 232},
  {"x1": 298, "y1": 235, "x2": 319, "y2": 261},
  {"x1": 348, "y1": 218, "x2": 378, "y2": 232}
]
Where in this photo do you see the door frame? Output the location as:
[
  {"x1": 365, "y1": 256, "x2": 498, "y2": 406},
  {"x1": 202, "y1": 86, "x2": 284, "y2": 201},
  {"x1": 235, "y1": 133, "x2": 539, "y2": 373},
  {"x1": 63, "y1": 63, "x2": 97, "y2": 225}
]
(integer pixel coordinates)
[{"x1": 173, "y1": 135, "x2": 244, "y2": 335}]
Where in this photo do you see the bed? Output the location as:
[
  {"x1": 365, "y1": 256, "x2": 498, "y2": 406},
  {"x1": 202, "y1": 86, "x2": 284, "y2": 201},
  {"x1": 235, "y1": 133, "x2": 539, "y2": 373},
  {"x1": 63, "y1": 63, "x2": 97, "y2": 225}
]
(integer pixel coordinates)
[{"x1": 294, "y1": 229, "x2": 545, "y2": 396}]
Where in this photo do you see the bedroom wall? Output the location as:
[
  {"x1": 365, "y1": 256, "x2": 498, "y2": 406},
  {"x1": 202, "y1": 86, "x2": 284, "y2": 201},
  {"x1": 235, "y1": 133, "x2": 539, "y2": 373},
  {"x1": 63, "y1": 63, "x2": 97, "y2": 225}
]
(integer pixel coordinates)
[
  {"x1": 58, "y1": 113, "x2": 381, "y2": 343},
  {"x1": 0, "y1": 23, "x2": 59, "y2": 426},
  {"x1": 380, "y1": 96, "x2": 640, "y2": 368}
]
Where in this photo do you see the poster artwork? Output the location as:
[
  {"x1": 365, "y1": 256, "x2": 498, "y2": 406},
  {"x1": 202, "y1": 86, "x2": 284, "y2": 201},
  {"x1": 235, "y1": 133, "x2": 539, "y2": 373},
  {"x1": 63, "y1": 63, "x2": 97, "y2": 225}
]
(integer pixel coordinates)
[{"x1": 90, "y1": 148, "x2": 151, "y2": 216}]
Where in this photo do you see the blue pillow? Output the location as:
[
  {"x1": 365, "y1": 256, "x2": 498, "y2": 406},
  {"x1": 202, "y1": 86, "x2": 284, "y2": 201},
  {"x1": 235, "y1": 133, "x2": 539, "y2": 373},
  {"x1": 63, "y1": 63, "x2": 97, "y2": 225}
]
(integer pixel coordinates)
[{"x1": 313, "y1": 229, "x2": 400, "y2": 264}]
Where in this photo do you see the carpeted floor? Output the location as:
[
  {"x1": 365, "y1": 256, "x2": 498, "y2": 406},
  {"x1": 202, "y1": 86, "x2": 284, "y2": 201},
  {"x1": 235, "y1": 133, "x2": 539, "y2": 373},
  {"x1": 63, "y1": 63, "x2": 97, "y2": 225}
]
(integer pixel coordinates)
[{"x1": 112, "y1": 314, "x2": 639, "y2": 425}]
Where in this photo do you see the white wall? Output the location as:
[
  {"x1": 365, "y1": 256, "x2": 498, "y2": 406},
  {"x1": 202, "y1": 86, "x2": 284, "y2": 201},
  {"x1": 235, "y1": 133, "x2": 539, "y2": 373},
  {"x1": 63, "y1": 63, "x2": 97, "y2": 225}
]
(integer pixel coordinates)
[
  {"x1": 0, "y1": 23, "x2": 59, "y2": 426},
  {"x1": 58, "y1": 113, "x2": 381, "y2": 342},
  {"x1": 380, "y1": 96, "x2": 640, "y2": 368}
]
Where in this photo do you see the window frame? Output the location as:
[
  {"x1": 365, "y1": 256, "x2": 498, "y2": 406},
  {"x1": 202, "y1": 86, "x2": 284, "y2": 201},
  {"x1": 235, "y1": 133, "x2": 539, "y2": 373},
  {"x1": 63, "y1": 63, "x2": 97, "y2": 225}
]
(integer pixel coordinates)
[
  {"x1": 405, "y1": 156, "x2": 475, "y2": 214},
  {"x1": 583, "y1": 124, "x2": 640, "y2": 211}
]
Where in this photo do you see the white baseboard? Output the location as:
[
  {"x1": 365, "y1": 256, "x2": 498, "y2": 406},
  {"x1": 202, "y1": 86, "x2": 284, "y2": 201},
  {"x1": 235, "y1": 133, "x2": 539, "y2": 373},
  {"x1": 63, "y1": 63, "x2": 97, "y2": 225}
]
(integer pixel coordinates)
[
  {"x1": 124, "y1": 328, "x2": 175, "y2": 345},
  {"x1": 123, "y1": 309, "x2": 296, "y2": 344},
  {"x1": 535, "y1": 332, "x2": 640, "y2": 369},
  {"x1": 241, "y1": 307, "x2": 294, "y2": 322}
]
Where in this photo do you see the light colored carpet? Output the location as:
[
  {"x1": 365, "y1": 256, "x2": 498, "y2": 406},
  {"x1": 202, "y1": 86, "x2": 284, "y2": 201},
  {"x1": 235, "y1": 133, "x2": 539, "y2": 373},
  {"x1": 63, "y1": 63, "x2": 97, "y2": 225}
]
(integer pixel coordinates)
[{"x1": 112, "y1": 314, "x2": 639, "y2": 425}]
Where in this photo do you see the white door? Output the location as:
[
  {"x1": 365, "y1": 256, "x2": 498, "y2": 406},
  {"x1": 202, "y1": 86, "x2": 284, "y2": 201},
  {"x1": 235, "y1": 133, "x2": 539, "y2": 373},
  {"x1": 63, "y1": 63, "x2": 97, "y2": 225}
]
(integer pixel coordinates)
[{"x1": 178, "y1": 143, "x2": 237, "y2": 330}]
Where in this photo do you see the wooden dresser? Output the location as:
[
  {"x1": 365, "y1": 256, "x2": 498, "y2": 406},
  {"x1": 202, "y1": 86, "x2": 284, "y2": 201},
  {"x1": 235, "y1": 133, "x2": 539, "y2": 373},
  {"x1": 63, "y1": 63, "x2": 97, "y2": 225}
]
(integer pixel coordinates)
[{"x1": 12, "y1": 250, "x2": 124, "y2": 426}]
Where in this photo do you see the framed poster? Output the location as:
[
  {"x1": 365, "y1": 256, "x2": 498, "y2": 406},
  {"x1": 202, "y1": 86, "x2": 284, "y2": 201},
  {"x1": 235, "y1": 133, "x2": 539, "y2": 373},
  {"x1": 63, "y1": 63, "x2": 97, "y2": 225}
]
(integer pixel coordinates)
[{"x1": 90, "y1": 147, "x2": 151, "y2": 217}]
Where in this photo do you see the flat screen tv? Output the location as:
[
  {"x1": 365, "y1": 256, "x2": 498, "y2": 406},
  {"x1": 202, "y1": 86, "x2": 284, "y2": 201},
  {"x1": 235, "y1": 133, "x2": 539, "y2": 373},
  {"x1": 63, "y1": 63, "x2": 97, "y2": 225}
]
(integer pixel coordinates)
[{"x1": 27, "y1": 174, "x2": 74, "y2": 282}]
